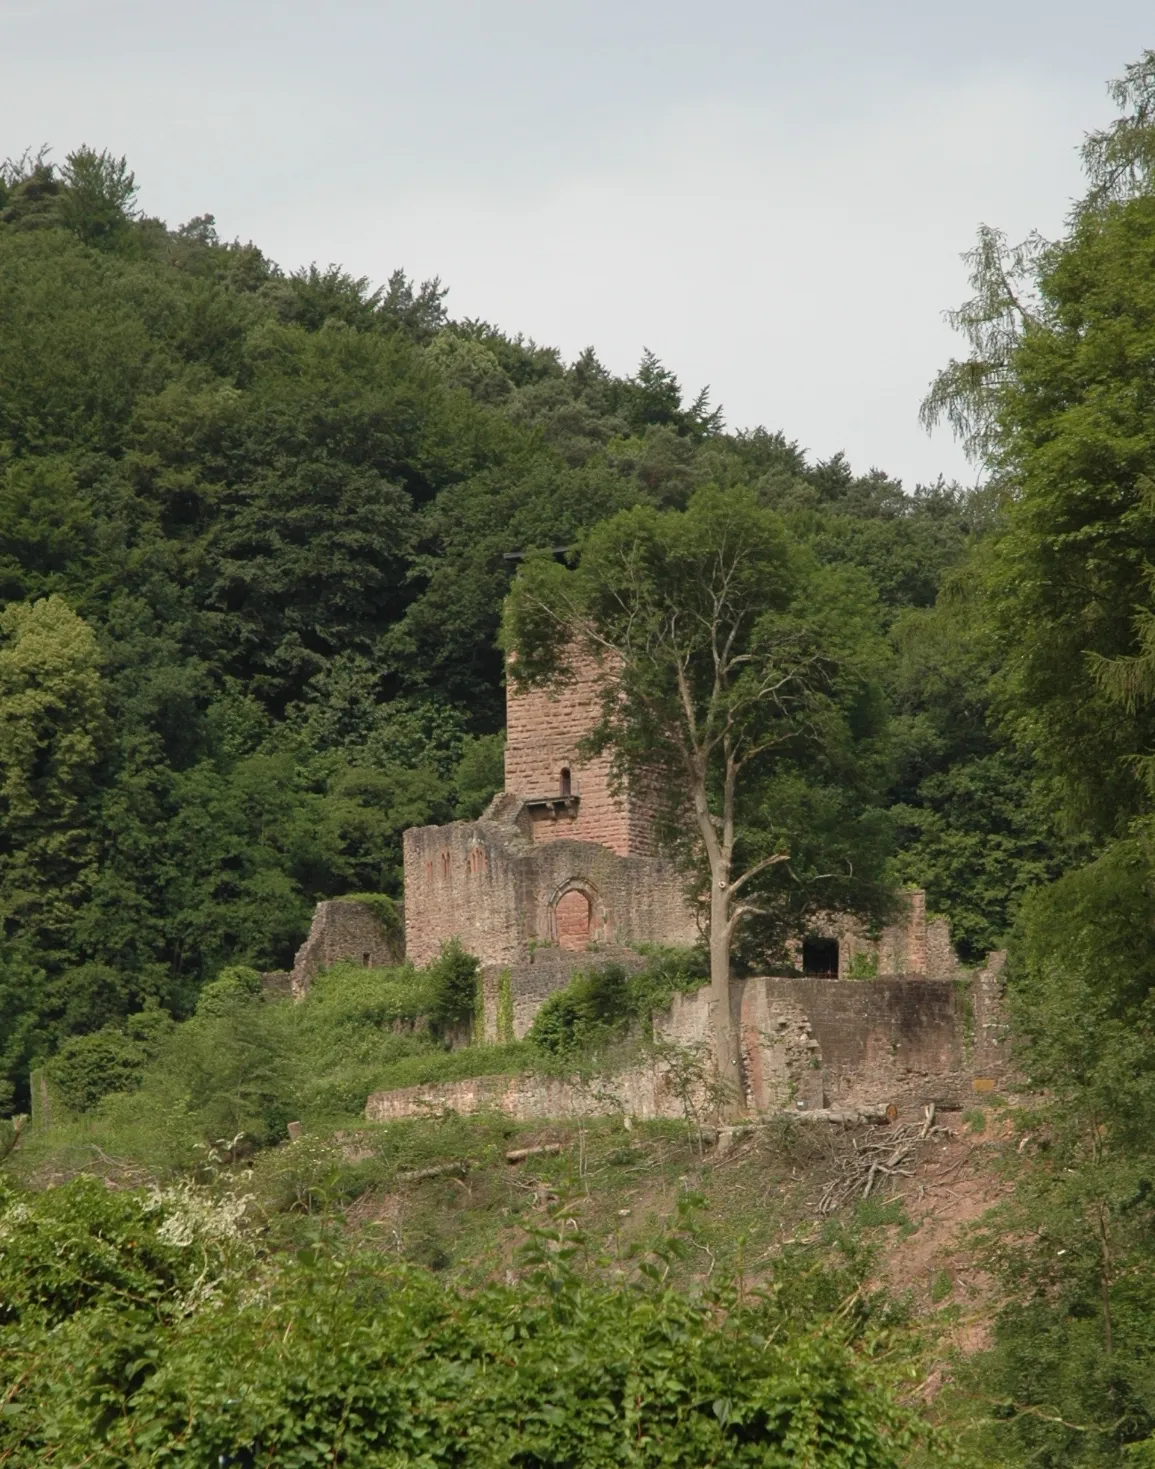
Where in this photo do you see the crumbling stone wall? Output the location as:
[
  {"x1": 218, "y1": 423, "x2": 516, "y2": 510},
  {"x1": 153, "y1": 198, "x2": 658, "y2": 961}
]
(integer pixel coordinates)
[
  {"x1": 365, "y1": 962, "x2": 1011, "y2": 1124},
  {"x1": 365, "y1": 1065, "x2": 690, "y2": 1124},
  {"x1": 290, "y1": 899, "x2": 403, "y2": 1000},
  {"x1": 479, "y1": 947, "x2": 649, "y2": 1042},
  {"x1": 804, "y1": 890, "x2": 960, "y2": 979},
  {"x1": 403, "y1": 804, "x2": 698, "y2": 968}
]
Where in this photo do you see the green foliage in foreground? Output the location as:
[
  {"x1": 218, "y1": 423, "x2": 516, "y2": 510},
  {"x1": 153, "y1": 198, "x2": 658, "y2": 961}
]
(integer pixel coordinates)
[{"x1": 0, "y1": 1175, "x2": 929, "y2": 1467}]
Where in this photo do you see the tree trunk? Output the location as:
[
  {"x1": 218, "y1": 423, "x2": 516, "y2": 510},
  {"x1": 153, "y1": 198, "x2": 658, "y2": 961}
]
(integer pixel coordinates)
[{"x1": 708, "y1": 882, "x2": 742, "y2": 1108}]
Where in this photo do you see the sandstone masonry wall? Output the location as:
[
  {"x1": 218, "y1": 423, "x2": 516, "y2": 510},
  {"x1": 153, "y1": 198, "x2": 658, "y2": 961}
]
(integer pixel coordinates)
[
  {"x1": 479, "y1": 947, "x2": 649, "y2": 1042},
  {"x1": 290, "y1": 900, "x2": 403, "y2": 1000},
  {"x1": 403, "y1": 806, "x2": 698, "y2": 968},
  {"x1": 504, "y1": 647, "x2": 658, "y2": 857},
  {"x1": 807, "y1": 892, "x2": 961, "y2": 979},
  {"x1": 366, "y1": 962, "x2": 1011, "y2": 1125}
]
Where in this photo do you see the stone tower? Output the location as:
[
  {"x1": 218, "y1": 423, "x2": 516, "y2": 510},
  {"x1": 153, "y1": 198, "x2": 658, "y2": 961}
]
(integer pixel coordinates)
[
  {"x1": 502, "y1": 648, "x2": 658, "y2": 856},
  {"x1": 402, "y1": 651, "x2": 695, "y2": 968}
]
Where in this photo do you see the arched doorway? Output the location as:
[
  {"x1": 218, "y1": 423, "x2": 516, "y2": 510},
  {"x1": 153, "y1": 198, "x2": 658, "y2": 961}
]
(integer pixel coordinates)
[{"x1": 554, "y1": 889, "x2": 591, "y2": 950}]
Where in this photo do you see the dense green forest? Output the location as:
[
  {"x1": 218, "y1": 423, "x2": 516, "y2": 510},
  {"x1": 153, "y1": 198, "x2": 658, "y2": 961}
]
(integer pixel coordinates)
[
  {"x1": 12, "y1": 44, "x2": 1155, "y2": 1466},
  {"x1": 0, "y1": 145, "x2": 1076, "y2": 1112}
]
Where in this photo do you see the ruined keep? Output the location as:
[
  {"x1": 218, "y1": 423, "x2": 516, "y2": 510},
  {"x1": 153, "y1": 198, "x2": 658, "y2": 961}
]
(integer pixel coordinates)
[
  {"x1": 397, "y1": 646, "x2": 984, "y2": 1062},
  {"x1": 403, "y1": 649, "x2": 699, "y2": 973}
]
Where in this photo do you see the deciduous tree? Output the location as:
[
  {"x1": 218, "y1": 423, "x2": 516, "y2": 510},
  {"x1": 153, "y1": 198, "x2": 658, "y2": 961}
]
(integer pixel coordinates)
[{"x1": 504, "y1": 486, "x2": 891, "y2": 1092}]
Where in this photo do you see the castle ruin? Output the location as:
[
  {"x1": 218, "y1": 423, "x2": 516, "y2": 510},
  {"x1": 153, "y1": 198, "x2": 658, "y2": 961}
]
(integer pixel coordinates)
[
  {"x1": 283, "y1": 646, "x2": 1009, "y2": 1119},
  {"x1": 402, "y1": 649, "x2": 699, "y2": 971}
]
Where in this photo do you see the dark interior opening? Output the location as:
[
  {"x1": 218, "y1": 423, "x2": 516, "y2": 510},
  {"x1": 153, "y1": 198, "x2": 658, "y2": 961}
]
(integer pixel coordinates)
[
  {"x1": 802, "y1": 937, "x2": 839, "y2": 977},
  {"x1": 362, "y1": 952, "x2": 371, "y2": 967},
  {"x1": 559, "y1": 767, "x2": 572, "y2": 797}
]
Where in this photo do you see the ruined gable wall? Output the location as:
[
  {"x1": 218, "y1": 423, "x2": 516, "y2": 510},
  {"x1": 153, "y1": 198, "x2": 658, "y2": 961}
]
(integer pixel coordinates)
[
  {"x1": 290, "y1": 900, "x2": 402, "y2": 1000},
  {"x1": 403, "y1": 819, "x2": 523, "y2": 969},
  {"x1": 403, "y1": 816, "x2": 698, "y2": 969},
  {"x1": 807, "y1": 890, "x2": 961, "y2": 979}
]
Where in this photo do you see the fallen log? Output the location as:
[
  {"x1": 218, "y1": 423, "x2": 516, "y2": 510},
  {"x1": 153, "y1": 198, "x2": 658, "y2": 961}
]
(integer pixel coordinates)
[
  {"x1": 398, "y1": 1160, "x2": 471, "y2": 1183},
  {"x1": 505, "y1": 1143, "x2": 564, "y2": 1163},
  {"x1": 790, "y1": 1105, "x2": 893, "y2": 1125}
]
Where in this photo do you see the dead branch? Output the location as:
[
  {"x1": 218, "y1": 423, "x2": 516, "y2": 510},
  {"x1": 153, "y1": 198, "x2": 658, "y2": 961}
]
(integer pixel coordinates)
[
  {"x1": 0, "y1": 1115, "x2": 26, "y2": 1164},
  {"x1": 814, "y1": 1117, "x2": 954, "y2": 1216},
  {"x1": 398, "y1": 1161, "x2": 471, "y2": 1184},
  {"x1": 505, "y1": 1144, "x2": 564, "y2": 1163}
]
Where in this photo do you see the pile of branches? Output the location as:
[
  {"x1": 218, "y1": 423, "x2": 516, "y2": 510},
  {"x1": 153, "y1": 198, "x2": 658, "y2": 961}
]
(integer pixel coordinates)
[{"x1": 816, "y1": 1105, "x2": 948, "y2": 1216}]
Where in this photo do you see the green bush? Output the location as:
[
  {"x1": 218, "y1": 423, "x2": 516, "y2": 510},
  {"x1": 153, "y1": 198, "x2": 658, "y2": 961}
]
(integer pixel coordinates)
[
  {"x1": 296, "y1": 961, "x2": 434, "y2": 1028},
  {"x1": 527, "y1": 964, "x2": 634, "y2": 1056},
  {"x1": 527, "y1": 950, "x2": 708, "y2": 1058},
  {"x1": 195, "y1": 965, "x2": 263, "y2": 1017},
  {"x1": 47, "y1": 1028, "x2": 150, "y2": 1113},
  {"x1": 0, "y1": 1179, "x2": 929, "y2": 1467},
  {"x1": 46, "y1": 1006, "x2": 176, "y2": 1113},
  {"x1": 425, "y1": 938, "x2": 480, "y2": 1033},
  {"x1": 0, "y1": 1177, "x2": 214, "y2": 1329}
]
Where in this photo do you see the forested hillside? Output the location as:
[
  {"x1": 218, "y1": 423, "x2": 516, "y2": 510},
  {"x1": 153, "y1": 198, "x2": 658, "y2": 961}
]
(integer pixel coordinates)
[
  {"x1": 13, "y1": 44, "x2": 1155, "y2": 1469},
  {"x1": 0, "y1": 145, "x2": 1072, "y2": 1109}
]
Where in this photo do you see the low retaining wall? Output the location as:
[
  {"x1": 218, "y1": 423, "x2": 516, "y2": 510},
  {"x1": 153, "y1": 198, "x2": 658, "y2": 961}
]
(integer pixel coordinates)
[{"x1": 365, "y1": 1065, "x2": 686, "y2": 1124}]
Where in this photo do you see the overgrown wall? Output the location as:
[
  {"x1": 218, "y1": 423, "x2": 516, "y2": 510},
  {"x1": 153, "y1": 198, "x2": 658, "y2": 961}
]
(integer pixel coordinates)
[
  {"x1": 365, "y1": 960, "x2": 1010, "y2": 1124},
  {"x1": 291, "y1": 899, "x2": 403, "y2": 1000}
]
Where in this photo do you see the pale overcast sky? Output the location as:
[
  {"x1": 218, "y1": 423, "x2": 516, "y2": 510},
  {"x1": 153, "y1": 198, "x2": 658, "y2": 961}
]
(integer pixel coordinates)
[{"x1": 2, "y1": 1, "x2": 1151, "y2": 486}]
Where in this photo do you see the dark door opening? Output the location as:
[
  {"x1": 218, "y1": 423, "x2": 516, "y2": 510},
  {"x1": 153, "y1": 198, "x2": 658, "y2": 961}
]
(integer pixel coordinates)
[
  {"x1": 559, "y1": 767, "x2": 572, "y2": 797},
  {"x1": 802, "y1": 937, "x2": 839, "y2": 977}
]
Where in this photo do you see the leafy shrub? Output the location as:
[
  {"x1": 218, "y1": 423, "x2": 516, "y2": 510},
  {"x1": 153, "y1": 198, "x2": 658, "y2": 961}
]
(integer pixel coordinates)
[
  {"x1": 0, "y1": 1176, "x2": 218, "y2": 1328},
  {"x1": 195, "y1": 965, "x2": 263, "y2": 1017},
  {"x1": 627, "y1": 944, "x2": 709, "y2": 1011},
  {"x1": 297, "y1": 961, "x2": 434, "y2": 1029},
  {"x1": 527, "y1": 964, "x2": 634, "y2": 1056},
  {"x1": 527, "y1": 949, "x2": 708, "y2": 1058},
  {"x1": 0, "y1": 1179, "x2": 929, "y2": 1467},
  {"x1": 46, "y1": 1006, "x2": 175, "y2": 1112},
  {"x1": 47, "y1": 1028, "x2": 151, "y2": 1113},
  {"x1": 425, "y1": 938, "x2": 480, "y2": 1033},
  {"x1": 846, "y1": 949, "x2": 879, "y2": 979}
]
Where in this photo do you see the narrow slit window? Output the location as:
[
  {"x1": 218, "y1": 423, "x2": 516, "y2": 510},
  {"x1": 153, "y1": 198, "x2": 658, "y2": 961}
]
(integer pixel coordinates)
[{"x1": 559, "y1": 767, "x2": 572, "y2": 797}]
